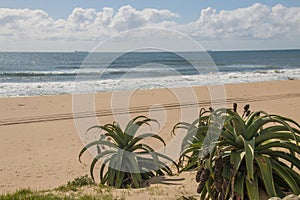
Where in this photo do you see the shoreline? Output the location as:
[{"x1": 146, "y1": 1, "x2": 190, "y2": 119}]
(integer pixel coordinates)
[
  {"x1": 0, "y1": 78, "x2": 299, "y2": 99},
  {"x1": 0, "y1": 80, "x2": 299, "y2": 195},
  {"x1": 1, "y1": 70, "x2": 299, "y2": 98}
]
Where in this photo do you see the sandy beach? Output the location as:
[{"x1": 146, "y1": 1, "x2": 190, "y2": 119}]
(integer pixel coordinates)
[{"x1": 0, "y1": 80, "x2": 299, "y2": 198}]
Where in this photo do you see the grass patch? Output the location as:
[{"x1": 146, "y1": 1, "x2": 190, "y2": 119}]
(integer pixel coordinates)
[
  {"x1": 0, "y1": 188, "x2": 122, "y2": 200},
  {"x1": 0, "y1": 188, "x2": 72, "y2": 200},
  {"x1": 55, "y1": 175, "x2": 94, "y2": 192},
  {"x1": 0, "y1": 176, "x2": 125, "y2": 200}
]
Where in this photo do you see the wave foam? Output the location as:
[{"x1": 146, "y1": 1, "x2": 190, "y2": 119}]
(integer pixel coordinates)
[{"x1": 0, "y1": 69, "x2": 299, "y2": 97}]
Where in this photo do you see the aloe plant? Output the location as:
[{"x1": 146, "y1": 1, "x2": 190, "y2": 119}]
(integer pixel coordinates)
[
  {"x1": 195, "y1": 104, "x2": 300, "y2": 200},
  {"x1": 172, "y1": 108, "x2": 212, "y2": 171},
  {"x1": 79, "y1": 116, "x2": 178, "y2": 188}
]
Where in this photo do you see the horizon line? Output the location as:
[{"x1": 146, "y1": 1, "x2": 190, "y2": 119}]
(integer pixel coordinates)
[{"x1": 1, "y1": 48, "x2": 300, "y2": 53}]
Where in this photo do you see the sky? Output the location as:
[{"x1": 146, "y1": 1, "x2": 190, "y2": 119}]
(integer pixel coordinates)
[{"x1": 0, "y1": 0, "x2": 300, "y2": 52}]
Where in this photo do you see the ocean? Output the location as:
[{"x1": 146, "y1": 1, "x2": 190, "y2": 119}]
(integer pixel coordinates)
[{"x1": 0, "y1": 50, "x2": 299, "y2": 97}]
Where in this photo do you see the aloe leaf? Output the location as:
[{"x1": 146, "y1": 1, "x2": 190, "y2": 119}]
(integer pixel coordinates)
[
  {"x1": 137, "y1": 156, "x2": 173, "y2": 175},
  {"x1": 103, "y1": 124, "x2": 119, "y2": 134},
  {"x1": 271, "y1": 159, "x2": 300, "y2": 194},
  {"x1": 179, "y1": 159, "x2": 198, "y2": 172},
  {"x1": 269, "y1": 116, "x2": 300, "y2": 145},
  {"x1": 223, "y1": 123, "x2": 236, "y2": 136},
  {"x1": 222, "y1": 159, "x2": 231, "y2": 179},
  {"x1": 230, "y1": 150, "x2": 246, "y2": 177},
  {"x1": 247, "y1": 116, "x2": 298, "y2": 141},
  {"x1": 154, "y1": 151, "x2": 179, "y2": 173},
  {"x1": 126, "y1": 133, "x2": 166, "y2": 151},
  {"x1": 205, "y1": 144, "x2": 217, "y2": 173},
  {"x1": 255, "y1": 132, "x2": 300, "y2": 146},
  {"x1": 125, "y1": 116, "x2": 148, "y2": 131},
  {"x1": 115, "y1": 171, "x2": 125, "y2": 188},
  {"x1": 260, "y1": 125, "x2": 300, "y2": 135},
  {"x1": 113, "y1": 121, "x2": 123, "y2": 136},
  {"x1": 115, "y1": 150, "x2": 126, "y2": 188},
  {"x1": 130, "y1": 172, "x2": 142, "y2": 188},
  {"x1": 220, "y1": 127, "x2": 236, "y2": 142},
  {"x1": 200, "y1": 184, "x2": 208, "y2": 200},
  {"x1": 115, "y1": 149, "x2": 124, "y2": 172},
  {"x1": 179, "y1": 144, "x2": 201, "y2": 158},
  {"x1": 181, "y1": 126, "x2": 207, "y2": 147},
  {"x1": 241, "y1": 137, "x2": 255, "y2": 181},
  {"x1": 107, "y1": 154, "x2": 118, "y2": 186},
  {"x1": 124, "y1": 116, "x2": 147, "y2": 139},
  {"x1": 126, "y1": 117, "x2": 159, "y2": 139},
  {"x1": 255, "y1": 156, "x2": 277, "y2": 197},
  {"x1": 233, "y1": 171, "x2": 245, "y2": 199},
  {"x1": 224, "y1": 114, "x2": 246, "y2": 136},
  {"x1": 269, "y1": 115, "x2": 300, "y2": 129},
  {"x1": 171, "y1": 122, "x2": 194, "y2": 135},
  {"x1": 132, "y1": 144, "x2": 160, "y2": 170},
  {"x1": 278, "y1": 162, "x2": 300, "y2": 186},
  {"x1": 188, "y1": 119, "x2": 200, "y2": 130},
  {"x1": 274, "y1": 182, "x2": 286, "y2": 198},
  {"x1": 126, "y1": 154, "x2": 142, "y2": 188},
  {"x1": 79, "y1": 140, "x2": 118, "y2": 162},
  {"x1": 113, "y1": 121, "x2": 128, "y2": 143},
  {"x1": 104, "y1": 131, "x2": 126, "y2": 147},
  {"x1": 156, "y1": 165, "x2": 173, "y2": 176},
  {"x1": 89, "y1": 150, "x2": 116, "y2": 180},
  {"x1": 256, "y1": 141, "x2": 300, "y2": 154},
  {"x1": 245, "y1": 111, "x2": 268, "y2": 127},
  {"x1": 222, "y1": 150, "x2": 246, "y2": 200},
  {"x1": 219, "y1": 140, "x2": 238, "y2": 148},
  {"x1": 260, "y1": 150, "x2": 300, "y2": 170},
  {"x1": 245, "y1": 174, "x2": 260, "y2": 200},
  {"x1": 99, "y1": 157, "x2": 111, "y2": 183},
  {"x1": 106, "y1": 167, "x2": 114, "y2": 186},
  {"x1": 85, "y1": 125, "x2": 102, "y2": 134},
  {"x1": 101, "y1": 173, "x2": 108, "y2": 185}
]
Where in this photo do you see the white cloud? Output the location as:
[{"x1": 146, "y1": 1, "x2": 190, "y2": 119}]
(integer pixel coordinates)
[
  {"x1": 0, "y1": 6, "x2": 178, "y2": 42},
  {"x1": 0, "y1": 3, "x2": 299, "y2": 51},
  {"x1": 0, "y1": 8, "x2": 54, "y2": 39},
  {"x1": 184, "y1": 3, "x2": 300, "y2": 39}
]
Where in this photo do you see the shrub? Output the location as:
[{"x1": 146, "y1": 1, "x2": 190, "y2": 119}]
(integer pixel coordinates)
[
  {"x1": 195, "y1": 104, "x2": 300, "y2": 200},
  {"x1": 79, "y1": 116, "x2": 178, "y2": 188}
]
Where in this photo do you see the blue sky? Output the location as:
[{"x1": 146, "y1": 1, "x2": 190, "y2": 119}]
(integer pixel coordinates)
[{"x1": 0, "y1": 0, "x2": 300, "y2": 51}]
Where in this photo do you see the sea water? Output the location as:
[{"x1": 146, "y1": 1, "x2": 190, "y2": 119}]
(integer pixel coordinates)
[{"x1": 0, "y1": 50, "x2": 299, "y2": 97}]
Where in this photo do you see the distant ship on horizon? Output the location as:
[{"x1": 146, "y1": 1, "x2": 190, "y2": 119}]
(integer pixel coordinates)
[{"x1": 74, "y1": 50, "x2": 89, "y2": 53}]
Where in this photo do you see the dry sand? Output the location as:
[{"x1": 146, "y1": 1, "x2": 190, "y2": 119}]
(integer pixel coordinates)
[{"x1": 0, "y1": 80, "x2": 299, "y2": 198}]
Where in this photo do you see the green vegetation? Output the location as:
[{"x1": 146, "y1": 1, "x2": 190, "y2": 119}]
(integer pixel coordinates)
[
  {"x1": 172, "y1": 108, "x2": 212, "y2": 171},
  {"x1": 0, "y1": 188, "x2": 123, "y2": 200},
  {"x1": 0, "y1": 177, "x2": 124, "y2": 200},
  {"x1": 194, "y1": 104, "x2": 300, "y2": 199},
  {"x1": 2, "y1": 105, "x2": 299, "y2": 199},
  {"x1": 56, "y1": 175, "x2": 94, "y2": 192},
  {"x1": 0, "y1": 188, "x2": 96, "y2": 200},
  {"x1": 79, "y1": 116, "x2": 178, "y2": 188}
]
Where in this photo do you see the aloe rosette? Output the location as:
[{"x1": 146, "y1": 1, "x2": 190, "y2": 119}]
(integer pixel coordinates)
[
  {"x1": 79, "y1": 116, "x2": 178, "y2": 188},
  {"x1": 195, "y1": 104, "x2": 300, "y2": 200},
  {"x1": 172, "y1": 108, "x2": 212, "y2": 171}
]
